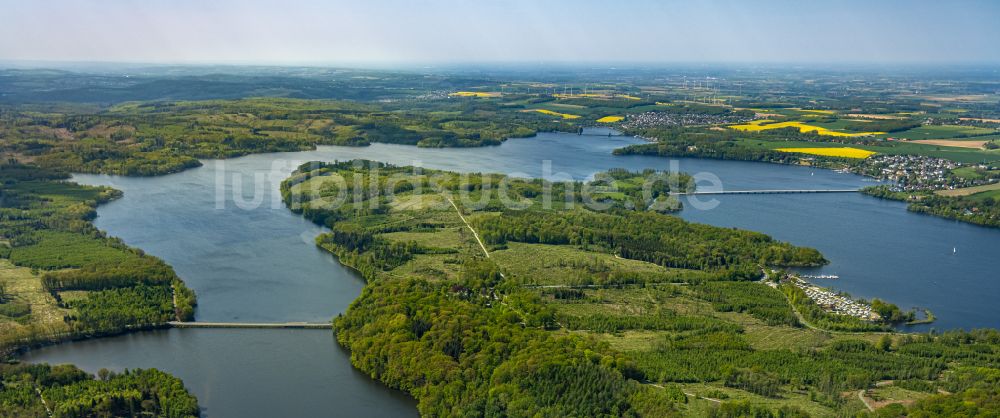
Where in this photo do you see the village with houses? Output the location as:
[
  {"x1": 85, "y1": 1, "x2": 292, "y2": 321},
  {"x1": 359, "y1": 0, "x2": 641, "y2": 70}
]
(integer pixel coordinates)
[{"x1": 853, "y1": 154, "x2": 1000, "y2": 192}]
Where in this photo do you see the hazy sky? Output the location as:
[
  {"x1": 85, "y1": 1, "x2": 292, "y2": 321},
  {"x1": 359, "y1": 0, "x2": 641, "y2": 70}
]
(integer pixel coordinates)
[{"x1": 3, "y1": 0, "x2": 1000, "y2": 65}]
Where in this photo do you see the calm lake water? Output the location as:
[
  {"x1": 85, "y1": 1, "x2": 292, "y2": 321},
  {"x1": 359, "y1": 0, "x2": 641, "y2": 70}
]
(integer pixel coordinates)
[{"x1": 22, "y1": 129, "x2": 1000, "y2": 416}]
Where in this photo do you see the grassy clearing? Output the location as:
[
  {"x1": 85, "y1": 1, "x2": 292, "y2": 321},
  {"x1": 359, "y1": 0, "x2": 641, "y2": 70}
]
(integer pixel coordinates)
[
  {"x1": 731, "y1": 311, "x2": 888, "y2": 350},
  {"x1": 741, "y1": 320, "x2": 831, "y2": 350},
  {"x1": 0, "y1": 260, "x2": 71, "y2": 347},
  {"x1": 55, "y1": 290, "x2": 90, "y2": 303},
  {"x1": 384, "y1": 253, "x2": 466, "y2": 282},
  {"x1": 969, "y1": 188, "x2": 1000, "y2": 201},
  {"x1": 678, "y1": 382, "x2": 868, "y2": 418},
  {"x1": 389, "y1": 194, "x2": 449, "y2": 211},
  {"x1": 545, "y1": 287, "x2": 722, "y2": 338},
  {"x1": 571, "y1": 287, "x2": 714, "y2": 315},
  {"x1": 552, "y1": 295, "x2": 652, "y2": 318},
  {"x1": 490, "y1": 242, "x2": 697, "y2": 286},
  {"x1": 866, "y1": 384, "x2": 931, "y2": 409},
  {"x1": 950, "y1": 166, "x2": 995, "y2": 180},
  {"x1": 319, "y1": 189, "x2": 479, "y2": 283},
  {"x1": 591, "y1": 330, "x2": 664, "y2": 352},
  {"x1": 382, "y1": 228, "x2": 468, "y2": 250}
]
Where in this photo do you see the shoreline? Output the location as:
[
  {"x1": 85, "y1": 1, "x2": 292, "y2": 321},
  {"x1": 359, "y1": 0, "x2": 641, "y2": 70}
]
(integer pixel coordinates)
[
  {"x1": 782, "y1": 272, "x2": 937, "y2": 330},
  {"x1": 2, "y1": 182, "x2": 196, "y2": 360},
  {"x1": 614, "y1": 132, "x2": 1000, "y2": 229}
]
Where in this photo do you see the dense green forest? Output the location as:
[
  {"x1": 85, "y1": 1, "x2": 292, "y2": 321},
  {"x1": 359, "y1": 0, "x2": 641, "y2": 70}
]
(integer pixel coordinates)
[
  {"x1": 2, "y1": 66, "x2": 1000, "y2": 416},
  {"x1": 473, "y1": 209, "x2": 825, "y2": 271},
  {"x1": 0, "y1": 97, "x2": 576, "y2": 176},
  {"x1": 0, "y1": 163, "x2": 201, "y2": 415},
  {"x1": 0, "y1": 163, "x2": 196, "y2": 354},
  {"x1": 615, "y1": 128, "x2": 802, "y2": 164},
  {"x1": 0, "y1": 362, "x2": 199, "y2": 417},
  {"x1": 863, "y1": 185, "x2": 1000, "y2": 228},
  {"x1": 612, "y1": 126, "x2": 875, "y2": 169},
  {"x1": 282, "y1": 161, "x2": 1000, "y2": 417}
]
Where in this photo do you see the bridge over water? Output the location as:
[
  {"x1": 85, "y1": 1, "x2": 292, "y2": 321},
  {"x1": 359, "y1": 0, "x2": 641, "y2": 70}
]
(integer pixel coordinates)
[
  {"x1": 168, "y1": 321, "x2": 331, "y2": 329},
  {"x1": 671, "y1": 189, "x2": 860, "y2": 196}
]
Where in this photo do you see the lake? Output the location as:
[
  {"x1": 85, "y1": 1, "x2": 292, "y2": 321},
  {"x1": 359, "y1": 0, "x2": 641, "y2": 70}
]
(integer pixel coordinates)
[{"x1": 22, "y1": 129, "x2": 1000, "y2": 416}]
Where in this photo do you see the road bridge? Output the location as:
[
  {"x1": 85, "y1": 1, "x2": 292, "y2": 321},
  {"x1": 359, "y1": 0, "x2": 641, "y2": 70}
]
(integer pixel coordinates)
[
  {"x1": 671, "y1": 189, "x2": 859, "y2": 196},
  {"x1": 167, "y1": 321, "x2": 331, "y2": 329}
]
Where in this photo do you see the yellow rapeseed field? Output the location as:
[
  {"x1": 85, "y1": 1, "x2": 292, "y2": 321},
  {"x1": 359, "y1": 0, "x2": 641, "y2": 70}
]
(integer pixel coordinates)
[
  {"x1": 597, "y1": 116, "x2": 624, "y2": 123},
  {"x1": 775, "y1": 147, "x2": 876, "y2": 159},
  {"x1": 729, "y1": 120, "x2": 884, "y2": 137},
  {"x1": 450, "y1": 91, "x2": 501, "y2": 98},
  {"x1": 523, "y1": 109, "x2": 581, "y2": 119}
]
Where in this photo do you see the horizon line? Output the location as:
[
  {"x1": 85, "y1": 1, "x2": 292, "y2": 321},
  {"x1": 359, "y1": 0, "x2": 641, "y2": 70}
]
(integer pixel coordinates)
[{"x1": 3, "y1": 59, "x2": 1000, "y2": 72}]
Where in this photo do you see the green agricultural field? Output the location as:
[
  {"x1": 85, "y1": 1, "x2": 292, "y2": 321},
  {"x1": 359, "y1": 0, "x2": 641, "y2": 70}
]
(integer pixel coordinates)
[
  {"x1": 804, "y1": 119, "x2": 858, "y2": 131},
  {"x1": 884, "y1": 124, "x2": 997, "y2": 140},
  {"x1": 970, "y1": 188, "x2": 1000, "y2": 201},
  {"x1": 951, "y1": 166, "x2": 994, "y2": 180}
]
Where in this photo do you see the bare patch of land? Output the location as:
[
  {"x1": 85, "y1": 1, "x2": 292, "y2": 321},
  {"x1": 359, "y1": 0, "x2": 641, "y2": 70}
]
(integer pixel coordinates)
[
  {"x1": 960, "y1": 117, "x2": 1000, "y2": 123},
  {"x1": 914, "y1": 94, "x2": 992, "y2": 103},
  {"x1": 936, "y1": 181, "x2": 1000, "y2": 197},
  {"x1": 0, "y1": 260, "x2": 72, "y2": 349},
  {"x1": 910, "y1": 139, "x2": 987, "y2": 149},
  {"x1": 846, "y1": 114, "x2": 905, "y2": 120}
]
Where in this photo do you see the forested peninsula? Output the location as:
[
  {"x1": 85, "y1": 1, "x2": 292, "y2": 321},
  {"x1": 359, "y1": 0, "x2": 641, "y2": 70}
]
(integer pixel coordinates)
[
  {"x1": 0, "y1": 164, "x2": 200, "y2": 415},
  {"x1": 282, "y1": 160, "x2": 1000, "y2": 417}
]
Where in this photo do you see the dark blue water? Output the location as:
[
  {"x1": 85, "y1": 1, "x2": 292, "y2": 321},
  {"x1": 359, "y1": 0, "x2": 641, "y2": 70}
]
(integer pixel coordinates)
[
  {"x1": 22, "y1": 129, "x2": 1000, "y2": 416},
  {"x1": 681, "y1": 192, "x2": 997, "y2": 332},
  {"x1": 21, "y1": 329, "x2": 416, "y2": 418}
]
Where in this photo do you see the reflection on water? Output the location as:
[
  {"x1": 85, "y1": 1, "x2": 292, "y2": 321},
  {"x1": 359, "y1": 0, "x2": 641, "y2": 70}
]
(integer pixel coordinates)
[
  {"x1": 23, "y1": 130, "x2": 1000, "y2": 417},
  {"x1": 22, "y1": 329, "x2": 417, "y2": 418}
]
